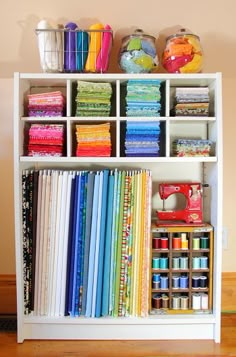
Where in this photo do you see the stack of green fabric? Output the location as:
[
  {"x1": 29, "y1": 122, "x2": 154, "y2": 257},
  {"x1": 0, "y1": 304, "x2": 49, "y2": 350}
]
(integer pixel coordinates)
[{"x1": 75, "y1": 80, "x2": 112, "y2": 116}]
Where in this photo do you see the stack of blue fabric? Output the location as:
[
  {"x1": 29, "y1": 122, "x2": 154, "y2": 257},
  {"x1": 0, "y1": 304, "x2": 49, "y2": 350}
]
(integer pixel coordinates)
[
  {"x1": 126, "y1": 79, "x2": 161, "y2": 117},
  {"x1": 125, "y1": 121, "x2": 161, "y2": 157}
]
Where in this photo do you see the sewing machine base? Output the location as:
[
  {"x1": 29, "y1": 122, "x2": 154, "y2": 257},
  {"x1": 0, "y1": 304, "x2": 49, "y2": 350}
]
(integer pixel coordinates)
[{"x1": 156, "y1": 220, "x2": 206, "y2": 227}]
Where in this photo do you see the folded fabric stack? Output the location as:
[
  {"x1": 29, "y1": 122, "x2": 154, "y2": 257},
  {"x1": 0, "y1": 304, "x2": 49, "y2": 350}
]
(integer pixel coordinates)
[
  {"x1": 27, "y1": 91, "x2": 65, "y2": 117},
  {"x1": 76, "y1": 123, "x2": 111, "y2": 157},
  {"x1": 172, "y1": 139, "x2": 213, "y2": 157},
  {"x1": 28, "y1": 124, "x2": 65, "y2": 156},
  {"x1": 126, "y1": 79, "x2": 161, "y2": 117},
  {"x1": 125, "y1": 121, "x2": 161, "y2": 157},
  {"x1": 75, "y1": 81, "x2": 112, "y2": 117},
  {"x1": 174, "y1": 87, "x2": 209, "y2": 116}
]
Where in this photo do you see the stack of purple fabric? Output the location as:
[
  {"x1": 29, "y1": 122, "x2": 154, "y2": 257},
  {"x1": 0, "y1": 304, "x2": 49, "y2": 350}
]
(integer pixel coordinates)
[{"x1": 27, "y1": 91, "x2": 65, "y2": 117}]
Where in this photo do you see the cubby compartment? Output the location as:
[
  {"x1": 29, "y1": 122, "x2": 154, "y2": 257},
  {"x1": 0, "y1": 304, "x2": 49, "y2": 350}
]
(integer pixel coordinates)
[
  {"x1": 151, "y1": 224, "x2": 213, "y2": 314},
  {"x1": 69, "y1": 119, "x2": 116, "y2": 157},
  {"x1": 70, "y1": 79, "x2": 116, "y2": 117}
]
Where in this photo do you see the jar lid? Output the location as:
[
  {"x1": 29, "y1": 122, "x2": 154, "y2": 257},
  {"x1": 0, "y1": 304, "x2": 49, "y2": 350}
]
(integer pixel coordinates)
[
  {"x1": 122, "y1": 28, "x2": 156, "y2": 43},
  {"x1": 166, "y1": 28, "x2": 200, "y2": 41}
]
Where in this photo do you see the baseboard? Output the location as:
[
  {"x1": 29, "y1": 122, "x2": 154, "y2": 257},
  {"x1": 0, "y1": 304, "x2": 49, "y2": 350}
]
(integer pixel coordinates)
[
  {"x1": 0, "y1": 273, "x2": 235, "y2": 314},
  {"x1": 0, "y1": 275, "x2": 17, "y2": 314}
]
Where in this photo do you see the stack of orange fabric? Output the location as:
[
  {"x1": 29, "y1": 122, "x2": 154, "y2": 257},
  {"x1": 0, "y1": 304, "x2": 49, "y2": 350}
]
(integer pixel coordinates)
[{"x1": 75, "y1": 123, "x2": 111, "y2": 157}]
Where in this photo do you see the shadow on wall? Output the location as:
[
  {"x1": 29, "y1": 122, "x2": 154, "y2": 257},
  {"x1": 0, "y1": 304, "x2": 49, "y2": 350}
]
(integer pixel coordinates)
[{"x1": 0, "y1": 14, "x2": 42, "y2": 77}]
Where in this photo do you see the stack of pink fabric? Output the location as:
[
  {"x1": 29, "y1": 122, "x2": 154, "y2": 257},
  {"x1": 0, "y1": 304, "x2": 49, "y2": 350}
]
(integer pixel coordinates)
[
  {"x1": 27, "y1": 91, "x2": 65, "y2": 117},
  {"x1": 28, "y1": 124, "x2": 65, "y2": 156}
]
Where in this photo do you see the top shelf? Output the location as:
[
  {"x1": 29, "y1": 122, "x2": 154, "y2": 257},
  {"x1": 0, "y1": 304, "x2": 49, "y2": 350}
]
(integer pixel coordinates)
[{"x1": 15, "y1": 72, "x2": 222, "y2": 161}]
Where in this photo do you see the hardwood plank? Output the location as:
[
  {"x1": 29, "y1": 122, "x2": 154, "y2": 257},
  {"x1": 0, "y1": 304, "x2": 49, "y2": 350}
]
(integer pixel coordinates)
[{"x1": 0, "y1": 314, "x2": 235, "y2": 356}]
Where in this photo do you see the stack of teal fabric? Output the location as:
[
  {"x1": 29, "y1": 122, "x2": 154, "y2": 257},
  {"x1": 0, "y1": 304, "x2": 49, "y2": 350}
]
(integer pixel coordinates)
[
  {"x1": 126, "y1": 79, "x2": 161, "y2": 117},
  {"x1": 75, "y1": 80, "x2": 112, "y2": 116}
]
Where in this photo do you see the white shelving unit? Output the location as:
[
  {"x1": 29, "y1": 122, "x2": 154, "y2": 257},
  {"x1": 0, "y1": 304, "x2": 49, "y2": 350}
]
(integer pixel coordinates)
[{"x1": 13, "y1": 72, "x2": 223, "y2": 343}]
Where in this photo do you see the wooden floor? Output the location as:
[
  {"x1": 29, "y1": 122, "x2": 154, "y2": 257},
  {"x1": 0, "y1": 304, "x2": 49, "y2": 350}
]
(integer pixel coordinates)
[{"x1": 0, "y1": 314, "x2": 235, "y2": 357}]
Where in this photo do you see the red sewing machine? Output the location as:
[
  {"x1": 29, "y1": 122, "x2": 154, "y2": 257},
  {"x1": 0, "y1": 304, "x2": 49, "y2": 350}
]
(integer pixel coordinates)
[{"x1": 156, "y1": 183, "x2": 203, "y2": 225}]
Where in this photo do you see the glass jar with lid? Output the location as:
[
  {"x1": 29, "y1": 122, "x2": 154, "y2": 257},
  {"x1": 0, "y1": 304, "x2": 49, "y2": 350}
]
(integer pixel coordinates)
[
  {"x1": 162, "y1": 28, "x2": 203, "y2": 73},
  {"x1": 119, "y1": 29, "x2": 159, "y2": 73}
]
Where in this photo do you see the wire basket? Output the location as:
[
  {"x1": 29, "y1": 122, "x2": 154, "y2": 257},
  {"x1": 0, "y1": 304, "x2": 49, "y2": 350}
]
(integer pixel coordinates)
[{"x1": 35, "y1": 28, "x2": 113, "y2": 73}]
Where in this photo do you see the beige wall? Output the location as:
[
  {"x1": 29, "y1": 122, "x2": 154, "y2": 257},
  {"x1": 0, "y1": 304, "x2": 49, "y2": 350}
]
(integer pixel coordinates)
[{"x1": 0, "y1": 0, "x2": 235, "y2": 273}]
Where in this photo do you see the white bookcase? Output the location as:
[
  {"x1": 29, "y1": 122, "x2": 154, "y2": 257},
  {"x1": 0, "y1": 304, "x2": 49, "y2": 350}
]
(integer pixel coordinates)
[{"x1": 13, "y1": 72, "x2": 223, "y2": 343}]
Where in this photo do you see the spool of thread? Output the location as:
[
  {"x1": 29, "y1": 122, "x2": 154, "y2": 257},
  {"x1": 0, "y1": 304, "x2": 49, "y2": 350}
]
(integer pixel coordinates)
[
  {"x1": 200, "y1": 236, "x2": 209, "y2": 249},
  {"x1": 160, "y1": 276, "x2": 169, "y2": 289},
  {"x1": 200, "y1": 256, "x2": 208, "y2": 269},
  {"x1": 152, "y1": 257, "x2": 160, "y2": 269},
  {"x1": 161, "y1": 294, "x2": 169, "y2": 309},
  {"x1": 152, "y1": 281, "x2": 160, "y2": 289},
  {"x1": 180, "y1": 275, "x2": 189, "y2": 289},
  {"x1": 161, "y1": 237, "x2": 169, "y2": 250},
  {"x1": 172, "y1": 294, "x2": 181, "y2": 309},
  {"x1": 192, "y1": 237, "x2": 200, "y2": 250},
  {"x1": 172, "y1": 257, "x2": 180, "y2": 270},
  {"x1": 152, "y1": 237, "x2": 161, "y2": 249},
  {"x1": 160, "y1": 257, "x2": 168, "y2": 269},
  {"x1": 172, "y1": 236, "x2": 181, "y2": 249},
  {"x1": 152, "y1": 294, "x2": 161, "y2": 309},
  {"x1": 179, "y1": 256, "x2": 188, "y2": 269},
  {"x1": 192, "y1": 276, "x2": 200, "y2": 289},
  {"x1": 152, "y1": 273, "x2": 160, "y2": 289},
  {"x1": 152, "y1": 273, "x2": 161, "y2": 282},
  {"x1": 180, "y1": 296, "x2": 189, "y2": 310},
  {"x1": 181, "y1": 233, "x2": 188, "y2": 250},
  {"x1": 181, "y1": 240, "x2": 189, "y2": 250},
  {"x1": 201, "y1": 293, "x2": 209, "y2": 309},
  {"x1": 172, "y1": 275, "x2": 180, "y2": 289},
  {"x1": 192, "y1": 293, "x2": 201, "y2": 310},
  {"x1": 199, "y1": 276, "x2": 208, "y2": 288},
  {"x1": 192, "y1": 256, "x2": 200, "y2": 269}
]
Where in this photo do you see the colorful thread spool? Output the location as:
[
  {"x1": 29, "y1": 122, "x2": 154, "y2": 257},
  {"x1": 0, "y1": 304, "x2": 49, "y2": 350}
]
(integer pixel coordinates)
[
  {"x1": 152, "y1": 257, "x2": 160, "y2": 269},
  {"x1": 172, "y1": 257, "x2": 180, "y2": 270},
  {"x1": 192, "y1": 256, "x2": 200, "y2": 269},
  {"x1": 179, "y1": 256, "x2": 188, "y2": 269},
  {"x1": 199, "y1": 276, "x2": 208, "y2": 288},
  {"x1": 192, "y1": 293, "x2": 201, "y2": 309},
  {"x1": 152, "y1": 273, "x2": 160, "y2": 289},
  {"x1": 192, "y1": 276, "x2": 200, "y2": 288},
  {"x1": 181, "y1": 233, "x2": 188, "y2": 250},
  {"x1": 192, "y1": 237, "x2": 200, "y2": 250},
  {"x1": 200, "y1": 236, "x2": 209, "y2": 249},
  {"x1": 152, "y1": 294, "x2": 161, "y2": 309},
  {"x1": 161, "y1": 294, "x2": 169, "y2": 309},
  {"x1": 161, "y1": 237, "x2": 169, "y2": 250},
  {"x1": 160, "y1": 276, "x2": 169, "y2": 289},
  {"x1": 152, "y1": 237, "x2": 161, "y2": 249},
  {"x1": 180, "y1": 275, "x2": 189, "y2": 289},
  {"x1": 172, "y1": 236, "x2": 181, "y2": 249},
  {"x1": 201, "y1": 293, "x2": 209, "y2": 309},
  {"x1": 172, "y1": 275, "x2": 180, "y2": 289},
  {"x1": 160, "y1": 257, "x2": 168, "y2": 269},
  {"x1": 200, "y1": 256, "x2": 208, "y2": 269},
  {"x1": 180, "y1": 295, "x2": 189, "y2": 310},
  {"x1": 172, "y1": 294, "x2": 181, "y2": 309}
]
